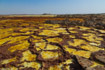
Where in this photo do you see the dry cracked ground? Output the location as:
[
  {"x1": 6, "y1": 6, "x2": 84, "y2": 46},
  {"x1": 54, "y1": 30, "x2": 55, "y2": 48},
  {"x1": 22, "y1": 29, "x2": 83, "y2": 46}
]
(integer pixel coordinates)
[{"x1": 0, "y1": 19, "x2": 105, "y2": 70}]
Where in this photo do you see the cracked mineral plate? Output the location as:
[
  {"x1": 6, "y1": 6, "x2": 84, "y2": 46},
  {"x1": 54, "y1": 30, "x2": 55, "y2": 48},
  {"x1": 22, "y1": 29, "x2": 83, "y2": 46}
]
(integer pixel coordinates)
[{"x1": 0, "y1": 19, "x2": 105, "y2": 70}]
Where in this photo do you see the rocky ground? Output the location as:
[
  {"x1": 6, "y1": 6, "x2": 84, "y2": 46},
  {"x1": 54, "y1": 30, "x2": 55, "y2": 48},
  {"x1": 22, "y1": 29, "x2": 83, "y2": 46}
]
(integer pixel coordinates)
[{"x1": 0, "y1": 16, "x2": 105, "y2": 70}]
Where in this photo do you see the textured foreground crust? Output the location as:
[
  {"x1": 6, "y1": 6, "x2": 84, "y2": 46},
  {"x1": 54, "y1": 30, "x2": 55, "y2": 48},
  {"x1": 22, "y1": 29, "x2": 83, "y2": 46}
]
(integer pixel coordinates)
[{"x1": 0, "y1": 19, "x2": 105, "y2": 70}]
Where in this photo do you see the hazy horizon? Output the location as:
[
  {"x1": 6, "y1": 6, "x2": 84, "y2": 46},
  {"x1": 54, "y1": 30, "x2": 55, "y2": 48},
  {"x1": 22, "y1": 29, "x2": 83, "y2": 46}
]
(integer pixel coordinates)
[{"x1": 0, "y1": 0, "x2": 105, "y2": 15}]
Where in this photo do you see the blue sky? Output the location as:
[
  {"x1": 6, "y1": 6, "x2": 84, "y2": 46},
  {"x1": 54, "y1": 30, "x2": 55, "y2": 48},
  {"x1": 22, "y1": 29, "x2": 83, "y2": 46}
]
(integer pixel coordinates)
[{"x1": 0, "y1": 0, "x2": 105, "y2": 14}]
